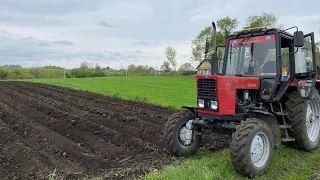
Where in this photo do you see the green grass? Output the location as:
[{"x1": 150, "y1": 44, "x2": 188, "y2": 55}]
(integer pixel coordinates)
[
  {"x1": 21, "y1": 76, "x2": 320, "y2": 179},
  {"x1": 27, "y1": 76, "x2": 197, "y2": 110},
  {"x1": 47, "y1": 168, "x2": 63, "y2": 180},
  {"x1": 144, "y1": 146, "x2": 320, "y2": 180}
]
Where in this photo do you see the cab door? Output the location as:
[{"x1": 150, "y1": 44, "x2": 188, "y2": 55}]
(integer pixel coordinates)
[{"x1": 292, "y1": 32, "x2": 317, "y2": 98}]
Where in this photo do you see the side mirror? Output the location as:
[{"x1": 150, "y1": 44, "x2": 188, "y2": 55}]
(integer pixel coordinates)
[
  {"x1": 294, "y1": 31, "x2": 304, "y2": 47},
  {"x1": 205, "y1": 38, "x2": 209, "y2": 54}
]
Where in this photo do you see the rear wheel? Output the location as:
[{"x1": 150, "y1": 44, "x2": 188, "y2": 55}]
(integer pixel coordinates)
[
  {"x1": 284, "y1": 89, "x2": 320, "y2": 151},
  {"x1": 164, "y1": 111, "x2": 201, "y2": 156},
  {"x1": 230, "y1": 118, "x2": 274, "y2": 178}
]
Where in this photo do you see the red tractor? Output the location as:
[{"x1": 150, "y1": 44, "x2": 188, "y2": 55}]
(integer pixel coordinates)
[{"x1": 164, "y1": 22, "x2": 320, "y2": 177}]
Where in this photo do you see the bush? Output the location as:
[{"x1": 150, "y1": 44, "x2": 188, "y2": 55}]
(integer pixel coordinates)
[
  {"x1": 21, "y1": 73, "x2": 36, "y2": 79},
  {"x1": 7, "y1": 71, "x2": 23, "y2": 79},
  {"x1": 70, "y1": 65, "x2": 106, "y2": 78},
  {"x1": 30, "y1": 68, "x2": 41, "y2": 78},
  {"x1": 93, "y1": 65, "x2": 105, "y2": 77},
  {"x1": 71, "y1": 68, "x2": 95, "y2": 78},
  {"x1": 0, "y1": 70, "x2": 9, "y2": 79}
]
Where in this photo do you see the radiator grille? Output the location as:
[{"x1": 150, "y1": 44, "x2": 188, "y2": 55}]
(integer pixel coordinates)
[{"x1": 197, "y1": 78, "x2": 217, "y2": 98}]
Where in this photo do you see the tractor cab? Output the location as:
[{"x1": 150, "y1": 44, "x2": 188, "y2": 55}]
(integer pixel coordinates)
[
  {"x1": 197, "y1": 25, "x2": 318, "y2": 111},
  {"x1": 214, "y1": 27, "x2": 316, "y2": 78},
  {"x1": 222, "y1": 32, "x2": 281, "y2": 103}
]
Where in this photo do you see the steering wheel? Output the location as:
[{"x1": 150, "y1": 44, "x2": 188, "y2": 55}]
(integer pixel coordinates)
[{"x1": 249, "y1": 60, "x2": 255, "y2": 67}]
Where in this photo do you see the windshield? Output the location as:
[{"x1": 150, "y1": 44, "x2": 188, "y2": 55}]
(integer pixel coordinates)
[{"x1": 226, "y1": 34, "x2": 277, "y2": 76}]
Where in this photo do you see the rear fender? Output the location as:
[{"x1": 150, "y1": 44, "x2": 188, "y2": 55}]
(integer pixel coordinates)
[{"x1": 250, "y1": 110, "x2": 281, "y2": 148}]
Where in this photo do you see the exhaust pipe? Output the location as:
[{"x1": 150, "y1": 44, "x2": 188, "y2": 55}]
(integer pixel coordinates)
[
  {"x1": 211, "y1": 21, "x2": 218, "y2": 75},
  {"x1": 212, "y1": 22, "x2": 217, "y2": 53}
]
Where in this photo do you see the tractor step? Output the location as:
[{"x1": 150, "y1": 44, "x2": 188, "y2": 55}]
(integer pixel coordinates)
[
  {"x1": 281, "y1": 138, "x2": 295, "y2": 142},
  {"x1": 275, "y1": 112, "x2": 288, "y2": 116},
  {"x1": 279, "y1": 124, "x2": 291, "y2": 129}
]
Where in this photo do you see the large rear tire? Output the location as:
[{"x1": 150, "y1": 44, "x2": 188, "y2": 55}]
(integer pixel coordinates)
[
  {"x1": 283, "y1": 89, "x2": 320, "y2": 151},
  {"x1": 164, "y1": 111, "x2": 201, "y2": 156},
  {"x1": 230, "y1": 118, "x2": 274, "y2": 178}
]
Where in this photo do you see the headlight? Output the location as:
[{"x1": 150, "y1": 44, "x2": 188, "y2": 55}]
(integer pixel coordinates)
[
  {"x1": 210, "y1": 100, "x2": 218, "y2": 110},
  {"x1": 198, "y1": 99, "x2": 204, "y2": 108}
]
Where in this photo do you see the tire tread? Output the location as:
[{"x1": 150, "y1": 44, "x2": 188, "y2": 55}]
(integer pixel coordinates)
[
  {"x1": 283, "y1": 89, "x2": 320, "y2": 151},
  {"x1": 164, "y1": 111, "x2": 200, "y2": 156},
  {"x1": 230, "y1": 118, "x2": 274, "y2": 178}
]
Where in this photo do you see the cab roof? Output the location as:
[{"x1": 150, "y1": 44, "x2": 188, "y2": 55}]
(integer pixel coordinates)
[{"x1": 230, "y1": 27, "x2": 294, "y2": 39}]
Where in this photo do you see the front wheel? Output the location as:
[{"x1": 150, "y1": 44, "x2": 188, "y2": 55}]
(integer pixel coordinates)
[
  {"x1": 230, "y1": 118, "x2": 274, "y2": 178},
  {"x1": 164, "y1": 111, "x2": 201, "y2": 156}
]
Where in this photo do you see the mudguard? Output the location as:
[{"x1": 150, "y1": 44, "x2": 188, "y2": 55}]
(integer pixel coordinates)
[{"x1": 182, "y1": 106, "x2": 198, "y2": 118}]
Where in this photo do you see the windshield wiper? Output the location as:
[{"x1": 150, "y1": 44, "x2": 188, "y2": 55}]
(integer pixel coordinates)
[{"x1": 229, "y1": 33, "x2": 253, "y2": 56}]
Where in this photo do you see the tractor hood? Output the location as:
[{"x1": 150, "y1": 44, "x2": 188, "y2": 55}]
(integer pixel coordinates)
[{"x1": 196, "y1": 75, "x2": 260, "y2": 115}]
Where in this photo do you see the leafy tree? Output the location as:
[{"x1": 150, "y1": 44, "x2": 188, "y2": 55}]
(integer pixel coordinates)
[
  {"x1": 80, "y1": 61, "x2": 89, "y2": 69},
  {"x1": 80, "y1": 61, "x2": 94, "y2": 69},
  {"x1": 244, "y1": 13, "x2": 283, "y2": 29},
  {"x1": 179, "y1": 62, "x2": 194, "y2": 71},
  {"x1": 71, "y1": 68, "x2": 93, "y2": 78},
  {"x1": 190, "y1": 26, "x2": 212, "y2": 66},
  {"x1": 125, "y1": 64, "x2": 156, "y2": 76},
  {"x1": 164, "y1": 46, "x2": 177, "y2": 72},
  {"x1": 190, "y1": 45, "x2": 203, "y2": 66},
  {"x1": 94, "y1": 63, "x2": 105, "y2": 77},
  {"x1": 217, "y1": 17, "x2": 239, "y2": 39},
  {"x1": 4, "y1": 64, "x2": 22, "y2": 68},
  {"x1": 190, "y1": 16, "x2": 239, "y2": 66},
  {"x1": 42, "y1": 65, "x2": 63, "y2": 69},
  {"x1": 178, "y1": 62, "x2": 195, "y2": 75},
  {"x1": 160, "y1": 61, "x2": 171, "y2": 73},
  {"x1": 127, "y1": 64, "x2": 135, "y2": 73}
]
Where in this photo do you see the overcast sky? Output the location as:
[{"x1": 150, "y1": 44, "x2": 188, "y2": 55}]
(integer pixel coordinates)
[{"x1": 0, "y1": 0, "x2": 319, "y2": 69}]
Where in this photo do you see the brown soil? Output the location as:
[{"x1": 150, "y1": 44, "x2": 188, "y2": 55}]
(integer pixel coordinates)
[{"x1": 0, "y1": 81, "x2": 231, "y2": 179}]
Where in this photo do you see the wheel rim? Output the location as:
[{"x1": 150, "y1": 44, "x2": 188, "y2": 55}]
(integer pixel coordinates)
[
  {"x1": 306, "y1": 96, "x2": 320, "y2": 143},
  {"x1": 178, "y1": 123, "x2": 194, "y2": 146},
  {"x1": 250, "y1": 132, "x2": 270, "y2": 168}
]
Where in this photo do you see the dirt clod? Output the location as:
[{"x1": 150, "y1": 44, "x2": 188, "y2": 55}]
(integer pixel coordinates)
[{"x1": 62, "y1": 152, "x2": 67, "y2": 157}]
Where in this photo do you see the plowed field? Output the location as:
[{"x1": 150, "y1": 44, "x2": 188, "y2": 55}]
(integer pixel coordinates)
[{"x1": 0, "y1": 81, "x2": 230, "y2": 179}]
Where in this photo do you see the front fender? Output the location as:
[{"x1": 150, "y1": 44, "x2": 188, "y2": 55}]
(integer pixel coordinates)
[{"x1": 182, "y1": 106, "x2": 198, "y2": 119}]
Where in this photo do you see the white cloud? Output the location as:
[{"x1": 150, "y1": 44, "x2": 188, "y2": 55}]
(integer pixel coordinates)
[{"x1": 0, "y1": 0, "x2": 319, "y2": 69}]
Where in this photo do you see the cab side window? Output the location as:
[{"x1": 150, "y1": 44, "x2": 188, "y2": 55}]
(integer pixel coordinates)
[{"x1": 280, "y1": 37, "x2": 292, "y2": 74}]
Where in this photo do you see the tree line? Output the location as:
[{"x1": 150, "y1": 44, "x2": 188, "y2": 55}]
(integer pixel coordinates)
[{"x1": 0, "y1": 60, "x2": 196, "y2": 80}]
